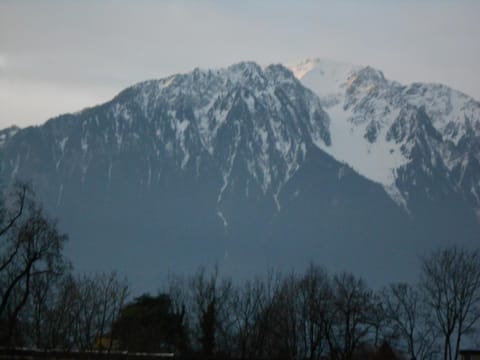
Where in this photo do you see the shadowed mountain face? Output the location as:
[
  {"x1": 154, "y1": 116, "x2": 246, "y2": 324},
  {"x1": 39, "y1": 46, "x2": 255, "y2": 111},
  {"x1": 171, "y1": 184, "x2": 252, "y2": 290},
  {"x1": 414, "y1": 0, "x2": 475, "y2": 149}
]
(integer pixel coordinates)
[{"x1": 1, "y1": 61, "x2": 479, "y2": 292}]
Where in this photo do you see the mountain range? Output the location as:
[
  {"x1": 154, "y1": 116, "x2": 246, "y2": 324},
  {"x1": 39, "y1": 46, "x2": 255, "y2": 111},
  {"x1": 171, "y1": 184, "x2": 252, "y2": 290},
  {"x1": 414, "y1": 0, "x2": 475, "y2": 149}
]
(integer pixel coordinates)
[{"x1": 1, "y1": 59, "x2": 479, "y2": 291}]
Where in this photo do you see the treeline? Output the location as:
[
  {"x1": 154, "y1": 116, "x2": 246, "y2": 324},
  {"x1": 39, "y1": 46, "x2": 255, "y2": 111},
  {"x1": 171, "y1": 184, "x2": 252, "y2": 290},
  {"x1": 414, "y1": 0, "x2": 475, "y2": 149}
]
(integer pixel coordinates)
[
  {"x1": 1, "y1": 184, "x2": 480, "y2": 360},
  {"x1": 136, "y1": 256, "x2": 480, "y2": 360}
]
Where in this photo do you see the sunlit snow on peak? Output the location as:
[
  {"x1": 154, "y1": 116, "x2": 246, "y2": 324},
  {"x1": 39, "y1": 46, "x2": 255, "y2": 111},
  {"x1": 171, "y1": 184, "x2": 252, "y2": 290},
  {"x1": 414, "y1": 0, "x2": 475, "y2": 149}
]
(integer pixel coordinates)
[
  {"x1": 159, "y1": 75, "x2": 177, "y2": 89},
  {"x1": 289, "y1": 58, "x2": 360, "y2": 98}
]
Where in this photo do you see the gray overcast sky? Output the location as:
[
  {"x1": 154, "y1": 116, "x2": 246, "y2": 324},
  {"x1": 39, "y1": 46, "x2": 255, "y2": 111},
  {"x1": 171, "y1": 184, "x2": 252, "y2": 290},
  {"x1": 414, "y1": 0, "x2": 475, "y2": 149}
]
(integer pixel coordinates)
[{"x1": 1, "y1": 0, "x2": 479, "y2": 129}]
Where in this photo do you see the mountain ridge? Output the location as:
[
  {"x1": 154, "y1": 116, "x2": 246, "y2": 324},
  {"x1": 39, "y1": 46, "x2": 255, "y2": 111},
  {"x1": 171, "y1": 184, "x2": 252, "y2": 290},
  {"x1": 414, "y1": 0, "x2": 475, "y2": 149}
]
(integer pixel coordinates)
[{"x1": 1, "y1": 60, "x2": 479, "y2": 291}]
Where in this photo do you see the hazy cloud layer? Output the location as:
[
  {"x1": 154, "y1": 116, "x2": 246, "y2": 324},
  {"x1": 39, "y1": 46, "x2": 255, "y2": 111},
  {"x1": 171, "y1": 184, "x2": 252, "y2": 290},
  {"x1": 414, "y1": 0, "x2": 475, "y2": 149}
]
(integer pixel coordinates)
[{"x1": 1, "y1": 0, "x2": 479, "y2": 128}]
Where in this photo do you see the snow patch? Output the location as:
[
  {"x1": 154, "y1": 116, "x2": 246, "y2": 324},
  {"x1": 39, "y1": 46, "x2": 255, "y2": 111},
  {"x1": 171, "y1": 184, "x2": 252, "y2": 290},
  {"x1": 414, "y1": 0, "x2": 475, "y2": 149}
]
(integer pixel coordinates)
[
  {"x1": 81, "y1": 137, "x2": 88, "y2": 152},
  {"x1": 11, "y1": 155, "x2": 20, "y2": 179},
  {"x1": 59, "y1": 137, "x2": 68, "y2": 152},
  {"x1": 273, "y1": 193, "x2": 281, "y2": 211},
  {"x1": 160, "y1": 75, "x2": 176, "y2": 89},
  {"x1": 319, "y1": 102, "x2": 408, "y2": 186},
  {"x1": 474, "y1": 208, "x2": 480, "y2": 224},
  {"x1": 56, "y1": 184, "x2": 64, "y2": 207},
  {"x1": 383, "y1": 183, "x2": 409, "y2": 212},
  {"x1": 217, "y1": 211, "x2": 228, "y2": 229},
  {"x1": 108, "y1": 163, "x2": 113, "y2": 182}
]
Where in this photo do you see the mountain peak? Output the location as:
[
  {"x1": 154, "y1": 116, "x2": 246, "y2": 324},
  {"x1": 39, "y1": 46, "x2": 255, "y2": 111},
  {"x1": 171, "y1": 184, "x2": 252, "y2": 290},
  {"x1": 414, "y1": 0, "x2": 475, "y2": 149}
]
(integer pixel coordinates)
[
  {"x1": 289, "y1": 58, "x2": 355, "y2": 78},
  {"x1": 355, "y1": 66, "x2": 385, "y2": 82},
  {"x1": 289, "y1": 58, "x2": 360, "y2": 98},
  {"x1": 227, "y1": 61, "x2": 263, "y2": 74},
  {"x1": 2, "y1": 60, "x2": 330, "y2": 205}
]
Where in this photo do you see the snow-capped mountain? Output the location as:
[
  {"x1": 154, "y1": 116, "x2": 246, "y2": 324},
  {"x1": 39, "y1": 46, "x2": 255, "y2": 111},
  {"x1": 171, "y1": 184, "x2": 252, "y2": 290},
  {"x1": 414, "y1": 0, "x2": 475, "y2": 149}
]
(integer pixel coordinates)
[
  {"x1": 3, "y1": 62, "x2": 329, "y2": 209},
  {"x1": 1, "y1": 61, "x2": 478, "y2": 291},
  {"x1": 290, "y1": 58, "x2": 480, "y2": 212}
]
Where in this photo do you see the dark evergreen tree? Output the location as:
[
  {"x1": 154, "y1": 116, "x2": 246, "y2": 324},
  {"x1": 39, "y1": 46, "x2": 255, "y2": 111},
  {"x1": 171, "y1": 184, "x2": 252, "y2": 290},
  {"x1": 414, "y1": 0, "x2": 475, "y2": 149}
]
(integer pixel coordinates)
[{"x1": 112, "y1": 293, "x2": 189, "y2": 353}]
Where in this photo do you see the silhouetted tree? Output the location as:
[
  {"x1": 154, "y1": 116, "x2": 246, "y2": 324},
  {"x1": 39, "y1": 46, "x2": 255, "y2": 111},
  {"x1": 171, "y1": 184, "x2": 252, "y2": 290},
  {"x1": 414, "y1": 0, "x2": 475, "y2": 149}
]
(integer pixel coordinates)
[
  {"x1": 0, "y1": 183, "x2": 68, "y2": 346},
  {"x1": 382, "y1": 283, "x2": 437, "y2": 360},
  {"x1": 187, "y1": 266, "x2": 234, "y2": 356},
  {"x1": 23, "y1": 271, "x2": 75, "y2": 350},
  {"x1": 420, "y1": 246, "x2": 480, "y2": 360},
  {"x1": 113, "y1": 293, "x2": 186, "y2": 353},
  {"x1": 296, "y1": 265, "x2": 332, "y2": 360},
  {"x1": 69, "y1": 272, "x2": 129, "y2": 351},
  {"x1": 270, "y1": 272, "x2": 301, "y2": 360},
  {"x1": 325, "y1": 272, "x2": 374, "y2": 360},
  {"x1": 229, "y1": 274, "x2": 277, "y2": 360}
]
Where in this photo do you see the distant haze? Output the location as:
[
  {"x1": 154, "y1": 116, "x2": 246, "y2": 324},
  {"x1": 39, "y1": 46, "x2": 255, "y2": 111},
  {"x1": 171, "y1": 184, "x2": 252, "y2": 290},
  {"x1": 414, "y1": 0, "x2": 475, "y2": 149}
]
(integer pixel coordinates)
[{"x1": 1, "y1": 0, "x2": 479, "y2": 129}]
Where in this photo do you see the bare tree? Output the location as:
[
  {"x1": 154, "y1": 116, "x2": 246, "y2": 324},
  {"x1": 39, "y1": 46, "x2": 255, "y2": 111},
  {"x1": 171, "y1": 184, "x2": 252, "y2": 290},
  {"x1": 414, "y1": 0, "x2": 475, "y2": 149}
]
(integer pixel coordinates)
[
  {"x1": 102, "y1": 272, "x2": 129, "y2": 352},
  {"x1": 0, "y1": 183, "x2": 27, "y2": 239},
  {"x1": 186, "y1": 266, "x2": 233, "y2": 356},
  {"x1": 166, "y1": 273, "x2": 191, "y2": 353},
  {"x1": 72, "y1": 272, "x2": 129, "y2": 351},
  {"x1": 0, "y1": 183, "x2": 68, "y2": 345},
  {"x1": 262, "y1": 267, "x2": 332, "y2": 360},
  {"x1": 367, "y1": 292, "x2": 390, "y2": 349},
  {"x1": 23, "y1": 273, "x2": 78, "y2": 351},
  {"x1": 325, "y1": 272, "x2": 373, "y2": 360},
  {"x1": 296, "y1": 265, "x2": 332, "y2": 360},
  {"x1": 238, "y1": 270, "x2": 280, "y2": 359},
  {"x1": 20, "y1": 270, "x2": 129, "y2": 352},
  {"x1": 270, "y1": 271, "x2": 301, "y2": 360},
  {"x1": 229, "y1": 276, "x2": 269, "y2": 360},
  {"x1": 382, "y1": 282, "x2": 437, "y2": 360},
  {"x1": 420, "y1": 246, "x2": 480, "y2": 360}
]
